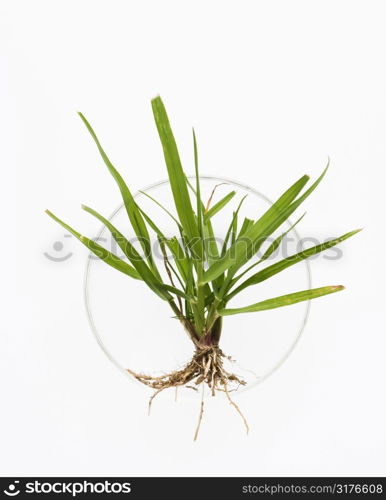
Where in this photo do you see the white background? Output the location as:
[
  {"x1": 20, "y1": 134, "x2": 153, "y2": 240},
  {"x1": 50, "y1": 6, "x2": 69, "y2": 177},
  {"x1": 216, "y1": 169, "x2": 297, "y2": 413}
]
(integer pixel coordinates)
[{"x1": 1, "y1": 0, "x2": 385, "y2": 477}]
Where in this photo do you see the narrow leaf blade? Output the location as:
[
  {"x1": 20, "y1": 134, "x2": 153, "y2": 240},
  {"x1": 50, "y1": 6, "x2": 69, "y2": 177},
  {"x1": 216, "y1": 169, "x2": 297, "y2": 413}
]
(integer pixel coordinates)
[
  {"x1": 227, "y1": 228, "x2": 361, "y2": 300},
  {"x1": 151, "y1": 97, "x2": 200, "y2": 255},
  {"x1": 46, "y1": 210, "x2": 141, "y2": 280},
  {"x1": 203, "y1": 191, "x2": 236, "y2": 223},
  {"x1": 78, "y1": 112, "x2": 153, "y2": 267},
  {"x1": 79, "y1": 206, "x2": 172, "y2": 301},
  {"x1": 219, "y1": 285, "x2": 344, "y2": 316},
  {"x1": 202, "y1": 173, "x2": 311, "y2": 283}
]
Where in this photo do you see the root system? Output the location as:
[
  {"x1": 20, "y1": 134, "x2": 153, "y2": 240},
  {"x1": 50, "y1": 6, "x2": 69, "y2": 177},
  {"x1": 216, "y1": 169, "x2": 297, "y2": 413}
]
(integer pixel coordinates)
[{"x1": 126, "y1": 344, "x2": 249, "y2": 440}]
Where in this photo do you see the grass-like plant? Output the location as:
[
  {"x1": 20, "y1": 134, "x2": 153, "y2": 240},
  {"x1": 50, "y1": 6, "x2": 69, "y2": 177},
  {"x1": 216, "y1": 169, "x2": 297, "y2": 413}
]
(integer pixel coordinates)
[{"x1": 46, "y1": 96, "x2": 360, "y2": 438}]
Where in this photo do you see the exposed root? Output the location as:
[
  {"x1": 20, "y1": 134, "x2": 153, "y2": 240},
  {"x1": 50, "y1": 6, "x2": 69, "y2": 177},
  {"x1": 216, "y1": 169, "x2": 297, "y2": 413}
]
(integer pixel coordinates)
[
  {"x1": 224, "y1": 383, "x2": 250, "y2": 435},
  {"x1": 193, "y1": 385, "x2": 205, "y2": 441},
  {"x1": 126, "y1": 345, "x2": 249, "y2": 439}
]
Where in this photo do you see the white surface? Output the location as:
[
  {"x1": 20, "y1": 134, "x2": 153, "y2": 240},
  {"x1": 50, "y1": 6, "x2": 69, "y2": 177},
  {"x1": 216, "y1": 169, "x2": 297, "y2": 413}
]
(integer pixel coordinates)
[{"x1": 1, "y1": 0, "x2": 385, "y2": 477}]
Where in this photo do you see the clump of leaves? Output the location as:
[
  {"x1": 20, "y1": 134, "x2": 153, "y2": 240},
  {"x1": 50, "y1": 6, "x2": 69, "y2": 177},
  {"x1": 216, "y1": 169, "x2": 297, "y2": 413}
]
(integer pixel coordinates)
[{"x1": 46, "y1": 96, "x2": 360, "y2": 439}]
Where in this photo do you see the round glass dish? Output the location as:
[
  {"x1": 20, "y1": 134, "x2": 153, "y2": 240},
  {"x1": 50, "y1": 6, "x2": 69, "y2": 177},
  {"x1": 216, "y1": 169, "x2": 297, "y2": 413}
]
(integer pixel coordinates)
[{"x1": 84, "y1": 176, "x2": 311, "y2": 399}]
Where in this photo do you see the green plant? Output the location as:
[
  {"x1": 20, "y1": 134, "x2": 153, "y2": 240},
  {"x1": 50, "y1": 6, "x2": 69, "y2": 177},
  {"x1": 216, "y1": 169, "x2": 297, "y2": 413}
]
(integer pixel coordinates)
[{"x1": 46, "y1": 96, "x2": 360, "y2": 438}]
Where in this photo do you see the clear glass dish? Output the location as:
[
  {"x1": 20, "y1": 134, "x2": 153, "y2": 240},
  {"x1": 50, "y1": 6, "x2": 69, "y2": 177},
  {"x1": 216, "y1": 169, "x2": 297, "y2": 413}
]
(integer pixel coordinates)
[{"x1": 84, "y1": 176, "x2": 311, "y2": 400}]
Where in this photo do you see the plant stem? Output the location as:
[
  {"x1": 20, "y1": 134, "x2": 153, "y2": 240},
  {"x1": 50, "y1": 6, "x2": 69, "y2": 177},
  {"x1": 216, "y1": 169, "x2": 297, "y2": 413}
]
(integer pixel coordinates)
[
  {"x1": 210, "y1": 316, "x2": 223, "y2": 344},
  {"x1": 205, "y1": 269, "x2": 234, "y2": 331},
  {"x1": 169, "y1": 300, "x2": 199, "y2": 344},
  {"x1": 192, "y1": 129, "x2": 206, "y2": 337}
]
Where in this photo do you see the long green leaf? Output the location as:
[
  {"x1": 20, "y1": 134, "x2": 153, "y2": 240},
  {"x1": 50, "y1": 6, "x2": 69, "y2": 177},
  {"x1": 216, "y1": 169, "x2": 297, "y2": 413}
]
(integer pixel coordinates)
[
  {"x1": 79, "y1": 206, "x2": 172, "y2": 301},
  {"x1": 218, "y1": 285, "x2": 344, "y2": 316},
  {"x1": 220, "y1": 195, "x2": 248, "y2": 256},
  {"x1": 156, "y1": 236, "x2": 185, "y2": 289},
  {"x1": 227, "y1": 167, "x2": 327, "y2": 273},
  {"x1": 159, "y1": 283, "x2": 193, "y2": 300},
  {"x1": 185, "y1": 177, "x2": 221, "y2": 271},
  {"x1": 202, "y1": 173, "x2": 310, "y2": 283},
  {"x1": 237, "y1": 217, "x2": 254, "y2": 240},
  {"x1": 231, "y1": 211, "x2": 238, "y2": 245},
  {"x1": 192, "y1": 129, "x2": 206, "y2": 334},
  {"x1": 202, "y1": 220, "x2": 220, "y2": 266},
  {"x1": 165, "y1": 236, "x2": 189, "y2": 283},
  {"x1": 226, "y1": 228, "x2": 361, "y2": 301},
  {"x1": 151, "y1": 97, "x2": 201, "y2": 257},
  {"x1": 193, "y1": 129, "x2": 203, "y2": 244},
  {"x1": 203, "y1": 165, "x2": 329, "y2": 285},
  {"x1": 137, "y1": 201, "x2": 190, "y2": 284},
  {"x1": 45, "y1": 210, "x2": 141, "y2": 280},
  {"x1": 81, "y1": 203, "x2": 151, "y2": 274},
  {"x1": 203, "y1": 191, "x2": 236, "y2": 223},
  {"x1": 139, "y1": 190, "x2": 182, "y2": 230},
  {"x1": 259, "y1": 213, "x2": 306, "y2": 263},
  {"x1": 228, "y1": 213, "x2": 306, "y2": 290},
  {"x1": 185, "y1": 165, "x2": 222, "y2": 315},
  {"x1": 77, "y1": 112, "x2": 155, "y2": 271}
]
